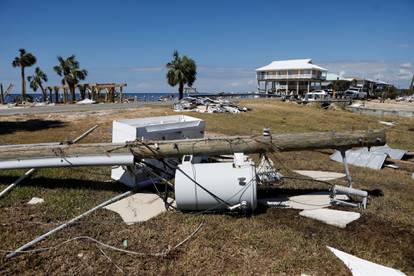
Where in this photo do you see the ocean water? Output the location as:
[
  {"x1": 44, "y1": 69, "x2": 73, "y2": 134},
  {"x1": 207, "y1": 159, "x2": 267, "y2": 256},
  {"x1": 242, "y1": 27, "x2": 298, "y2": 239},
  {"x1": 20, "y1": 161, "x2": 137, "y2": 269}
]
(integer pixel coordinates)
[{"x1": 3, "y1": 92, "x2": 178, "y2": 103}]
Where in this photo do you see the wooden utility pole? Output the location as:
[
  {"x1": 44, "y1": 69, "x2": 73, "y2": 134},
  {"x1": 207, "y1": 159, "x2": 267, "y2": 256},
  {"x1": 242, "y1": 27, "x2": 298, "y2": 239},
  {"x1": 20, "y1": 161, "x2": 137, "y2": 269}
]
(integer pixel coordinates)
[{"x1": 0, "y1": 129, "x2": 385, "y2": 161}]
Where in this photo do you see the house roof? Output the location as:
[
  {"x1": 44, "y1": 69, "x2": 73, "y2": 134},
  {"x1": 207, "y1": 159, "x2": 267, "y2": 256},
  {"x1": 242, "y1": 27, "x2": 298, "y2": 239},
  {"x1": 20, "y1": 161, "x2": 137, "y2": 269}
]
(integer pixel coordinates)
[{"x1": 256, "y1": 59, "x2": 328, "y2": 72}]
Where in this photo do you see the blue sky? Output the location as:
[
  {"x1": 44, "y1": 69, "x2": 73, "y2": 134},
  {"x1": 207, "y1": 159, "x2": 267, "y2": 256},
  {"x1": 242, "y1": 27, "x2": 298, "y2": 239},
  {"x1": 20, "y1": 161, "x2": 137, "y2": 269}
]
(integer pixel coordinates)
[{"x1": 0, "y1": 0, "x2": 413, "y2": 93}]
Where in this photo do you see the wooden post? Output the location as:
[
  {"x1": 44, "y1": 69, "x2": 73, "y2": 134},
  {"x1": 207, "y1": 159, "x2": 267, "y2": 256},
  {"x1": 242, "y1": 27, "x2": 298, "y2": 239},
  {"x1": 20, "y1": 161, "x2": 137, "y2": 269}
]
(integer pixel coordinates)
[
  {"x1": 0, "y1": 83, "x2": 4, "y2": 104},
  {"x1": 0, "y1": 130, "x2": 386, "y2": 162}
]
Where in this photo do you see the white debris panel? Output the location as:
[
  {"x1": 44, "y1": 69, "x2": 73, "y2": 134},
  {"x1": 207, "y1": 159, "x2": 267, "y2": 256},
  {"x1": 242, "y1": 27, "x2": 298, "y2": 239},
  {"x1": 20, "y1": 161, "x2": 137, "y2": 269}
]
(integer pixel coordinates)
[
  {"x1": 293, "y1": 170, "x2": 346, "y2": 181},
  {"x1": 104, "y1": 193, "x2": 175, "y2": 224},
  {"x1": 327, "y1": 246, "x2": 406, "y2": 276},
  {"x1": 27, "y1": 197, "x2": 44, "y2": 205},
  {"x1": 299, "y1": 209, "x2": 360, "y2": 228},
  {"x1": 173, "y1": 97, "x2": 249, "y2": 113},
  {"x1": 330, "y1": 144, "x2": 407, "y2": 170}
]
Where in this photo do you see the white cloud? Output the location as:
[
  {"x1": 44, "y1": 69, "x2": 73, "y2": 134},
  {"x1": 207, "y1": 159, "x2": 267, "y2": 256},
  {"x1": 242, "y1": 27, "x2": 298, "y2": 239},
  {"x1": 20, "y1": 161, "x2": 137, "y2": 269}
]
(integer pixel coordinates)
[
  {"x1": 397, "y1": 43, "x2": 413, "y2": 49},
  {"x1": 130, "y1": 66, "x2": 163, "y2": 72}
]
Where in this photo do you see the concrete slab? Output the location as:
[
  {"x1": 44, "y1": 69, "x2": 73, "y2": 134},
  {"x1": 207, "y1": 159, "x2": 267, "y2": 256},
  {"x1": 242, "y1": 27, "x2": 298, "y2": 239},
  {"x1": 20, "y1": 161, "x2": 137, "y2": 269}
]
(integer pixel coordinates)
[
  {"x1": 299, "y1": 209, "x2": 360, "y2": 228},
  {"x1": 327, "y1": 246, "x2": 406, "y2": 276},
  {"x1": 262, "y1": 191, "x2": 348, "y2": 210},
  {"x1": 104, "y1": 193, "x2": 175, "y2": 224},
  {"x1": 293, "y1": 170, "x2": 346, "y2": 181}
]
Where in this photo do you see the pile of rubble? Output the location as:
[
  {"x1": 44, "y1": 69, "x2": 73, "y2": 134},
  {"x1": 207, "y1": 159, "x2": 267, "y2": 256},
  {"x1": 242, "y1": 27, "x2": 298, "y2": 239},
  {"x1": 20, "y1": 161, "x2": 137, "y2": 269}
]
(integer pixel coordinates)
[
  {"x1": 173, "y1": 97, "x2": 249, "y2": 113},
  {"x1": 396, "y1": 95, "x2": 414, "y2": 102}
]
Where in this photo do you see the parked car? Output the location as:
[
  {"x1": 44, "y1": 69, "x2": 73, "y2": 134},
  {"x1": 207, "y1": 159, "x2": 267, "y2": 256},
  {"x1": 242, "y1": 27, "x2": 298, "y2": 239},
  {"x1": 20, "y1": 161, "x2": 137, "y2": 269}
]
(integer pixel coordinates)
[
  {"x1": 344, "y1": 87, "x2": 367, "y2": 99},
  {"x1": 305, "y1": 90, "x2": 328, "y2": 101}
]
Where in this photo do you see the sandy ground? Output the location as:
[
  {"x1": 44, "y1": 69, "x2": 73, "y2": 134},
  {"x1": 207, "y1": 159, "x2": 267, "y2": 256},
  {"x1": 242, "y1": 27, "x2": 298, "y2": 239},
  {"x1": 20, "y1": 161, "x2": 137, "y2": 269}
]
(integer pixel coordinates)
[{"x1": 356, "y1": 100, "x2": 414, "y2": 111}]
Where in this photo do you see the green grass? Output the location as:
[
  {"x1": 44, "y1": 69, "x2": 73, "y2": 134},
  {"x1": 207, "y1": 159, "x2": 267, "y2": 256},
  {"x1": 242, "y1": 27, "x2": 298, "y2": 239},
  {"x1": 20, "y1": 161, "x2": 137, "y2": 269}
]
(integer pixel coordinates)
[{"x1": 0, "y1": 100, "x2": 413, "y2": 275}]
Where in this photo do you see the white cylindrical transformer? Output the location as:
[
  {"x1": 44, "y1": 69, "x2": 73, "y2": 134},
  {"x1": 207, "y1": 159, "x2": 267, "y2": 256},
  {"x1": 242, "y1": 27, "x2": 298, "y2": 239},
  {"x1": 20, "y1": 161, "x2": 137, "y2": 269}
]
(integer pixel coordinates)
[{"x1": 175, "y1": 154, "x2": 257, "y2": 211}]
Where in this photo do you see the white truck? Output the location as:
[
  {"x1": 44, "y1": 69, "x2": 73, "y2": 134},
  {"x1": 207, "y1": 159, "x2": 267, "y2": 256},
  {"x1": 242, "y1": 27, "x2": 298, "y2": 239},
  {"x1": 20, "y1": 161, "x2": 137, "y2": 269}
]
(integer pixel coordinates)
[{"x1": 344, "y1": 87, "x2": 367, "y2": 99}]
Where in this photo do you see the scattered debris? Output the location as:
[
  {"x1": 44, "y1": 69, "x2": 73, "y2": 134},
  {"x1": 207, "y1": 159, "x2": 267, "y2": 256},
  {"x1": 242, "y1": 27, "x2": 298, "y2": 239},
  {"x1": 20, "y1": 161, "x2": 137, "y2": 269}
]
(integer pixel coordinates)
[
  {"x1": 262, "y1": 191, "x2": 349, "y2": 210},
  {"x1": 27, "y1": 197, "x2": 44, "y2": 205},
  {"x1": 331, "y1": 148, "x2": 387, "y2": 170},
  {"x1": 300, "y1": 209, "x2": 360, "y2": 228},
  {"x1": 330, "y1": 144, "x2": 409, "y2": 170},
  {"x1": 76, "y1": 98, "x2": 96, "y2": 105},
  {"x1": 396, "y1": 95, "x2": 414, "y2": 102},
  {"x1": 6, "y1": 191, "x2": 132, "y2": 259},
  {"x1": 293, "y1": 170, "x2": 346, "y2": 181},
  {"x1": 327, "y1": 246, "x2": 406, "y2": 276},
  {"x1": 104, "y1": 193, "x2": 175, "y2": 224},
  {"x1": 370, "y1": 144, "x2": 407, "y2": 160},
  {"x1": 173, "y1": 96, "x2": 249, "y2": 113},
  {"x1": 378, "y1": 120, "x2": 396, "y2": 127}
]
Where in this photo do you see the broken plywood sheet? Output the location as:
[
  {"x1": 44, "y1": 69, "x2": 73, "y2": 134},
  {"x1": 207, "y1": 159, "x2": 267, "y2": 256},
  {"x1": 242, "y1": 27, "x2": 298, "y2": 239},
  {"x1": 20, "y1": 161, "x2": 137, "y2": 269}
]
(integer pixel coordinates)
[
  {"x1": 262, "y1": 191, "x2": 348, "y2": 210},
  {"x1": 293, "y1": 170, "x2": 346, "y2": 181},
  {"x1": 300, "y1": 209, "x2": 360, "y2": 228},
  {"x1": 104, "y1": 193, "x2": 175, "y2": 224},
  {"x1": 327, "y1": 246, "x2": 406, "y2": 276}
]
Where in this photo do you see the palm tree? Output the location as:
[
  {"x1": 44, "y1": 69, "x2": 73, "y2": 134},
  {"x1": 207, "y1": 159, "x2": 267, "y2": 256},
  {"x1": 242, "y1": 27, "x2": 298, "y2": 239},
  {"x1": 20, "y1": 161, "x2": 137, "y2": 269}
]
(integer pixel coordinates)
[
  {"x1": 12, "y1": 49, "x2": 37, "y2": 100},
  {"x1": 166, "y1": 50, "x2": 196, "y2": 99},
  {"x1": 27, "y1": 67, "x2": 48, "y2": 102},
  {"x1": 53, "y1": 55, "x2": 88, "y2": 103}
]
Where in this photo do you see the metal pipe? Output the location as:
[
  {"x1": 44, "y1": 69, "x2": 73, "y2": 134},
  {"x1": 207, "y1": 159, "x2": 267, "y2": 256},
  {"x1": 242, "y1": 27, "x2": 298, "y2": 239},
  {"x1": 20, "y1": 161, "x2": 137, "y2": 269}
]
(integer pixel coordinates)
[
  {"x1": 0, "y1": 125, "x2": 99, "y2": 198},
  {"x1": 340, "y1": 150, "x2": 353, "y2": 188},
  {"x1": 6, "y1": 190, "x2": 133, "y2": 259},
  {"x1": 0, "y1": 154, "x2": 134, "y2": 170},
  {"x1": 0, "y1": 168, "x2": 36, "y2": 198}
]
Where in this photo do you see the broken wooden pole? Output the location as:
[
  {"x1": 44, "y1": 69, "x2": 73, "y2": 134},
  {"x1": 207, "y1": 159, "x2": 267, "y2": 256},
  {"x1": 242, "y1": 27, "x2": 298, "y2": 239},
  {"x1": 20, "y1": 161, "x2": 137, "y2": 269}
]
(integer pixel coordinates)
[
  {"x1": 5, "y1": 190, "x2": 133, "y2": 259},
  {"x1": 0, "y1": 130, "x2": 385, "y2": 164}
]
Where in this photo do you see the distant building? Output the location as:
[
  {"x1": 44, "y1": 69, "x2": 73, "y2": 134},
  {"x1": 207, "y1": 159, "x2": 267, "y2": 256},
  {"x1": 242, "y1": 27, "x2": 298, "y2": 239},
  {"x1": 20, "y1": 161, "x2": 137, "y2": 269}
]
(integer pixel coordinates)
[
  {"x1": 256, "y1": 59, "x2": 327, "y2": 95},
  {"x1": 346, "y1": 77, "x2": 391, "y2": 97}
]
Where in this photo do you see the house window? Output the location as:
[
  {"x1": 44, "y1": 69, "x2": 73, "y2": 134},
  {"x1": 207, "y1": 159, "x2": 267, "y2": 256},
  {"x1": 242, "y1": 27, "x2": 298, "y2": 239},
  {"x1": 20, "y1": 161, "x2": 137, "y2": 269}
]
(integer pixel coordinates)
[{"x1": 288, "y1": 70, "x2": 298, "y2": 75}]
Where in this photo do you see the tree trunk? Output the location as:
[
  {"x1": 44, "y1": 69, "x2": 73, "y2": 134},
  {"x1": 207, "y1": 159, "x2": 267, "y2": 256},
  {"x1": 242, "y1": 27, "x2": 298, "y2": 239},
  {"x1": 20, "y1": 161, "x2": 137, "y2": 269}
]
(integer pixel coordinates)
[
  {"x1": 21, "y1": 67, "x2": 26, "y2": 100},
  {"x1": 63, "y1": 88, "x2": 68, "y2": 104},
  {"x1": 178, "y1": 81, "x2": 184, "y2": 100},
  {"x1": 48, "y1": 88, "x2": 53, "y2": 103},
  {"x1": 40, "y1": 85, "x2": 47, "y2": 102},
  {"x1": 54, "y1": 88, "x2": 59, "y2": 103},
  {"x1": 0, "y1": 129, "x2": 386, "y2": 162},
  {"x1": 69, "y1": 85, "x2": 76, "y2": 103}
]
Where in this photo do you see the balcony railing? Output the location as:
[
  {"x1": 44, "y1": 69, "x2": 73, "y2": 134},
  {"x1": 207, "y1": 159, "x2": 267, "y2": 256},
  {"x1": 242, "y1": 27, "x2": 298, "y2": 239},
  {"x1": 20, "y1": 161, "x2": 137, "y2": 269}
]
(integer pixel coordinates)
[{"x1": 257, "y1": 74, "x2": 326, "y2": 81}]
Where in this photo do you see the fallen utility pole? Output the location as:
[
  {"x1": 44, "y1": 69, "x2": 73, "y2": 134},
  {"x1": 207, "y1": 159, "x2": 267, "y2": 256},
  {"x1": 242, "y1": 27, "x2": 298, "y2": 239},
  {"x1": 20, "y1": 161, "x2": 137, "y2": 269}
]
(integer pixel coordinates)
[
  {"x1": 6, "y1": 190, "x2": 132, "y2": 259},
  {"x1": 0, "y1": 130, "x2": 385, "y2": 166},
  {"x1": 0, "y1": 125, "x2": 99, "y2": 197}
]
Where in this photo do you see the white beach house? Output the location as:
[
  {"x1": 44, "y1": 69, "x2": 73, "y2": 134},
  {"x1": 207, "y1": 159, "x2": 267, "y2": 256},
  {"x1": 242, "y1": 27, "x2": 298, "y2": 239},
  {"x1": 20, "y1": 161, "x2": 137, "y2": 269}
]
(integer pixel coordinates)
[{"x1": 256, "y1": 59, "x2": 327, "y2": 95}]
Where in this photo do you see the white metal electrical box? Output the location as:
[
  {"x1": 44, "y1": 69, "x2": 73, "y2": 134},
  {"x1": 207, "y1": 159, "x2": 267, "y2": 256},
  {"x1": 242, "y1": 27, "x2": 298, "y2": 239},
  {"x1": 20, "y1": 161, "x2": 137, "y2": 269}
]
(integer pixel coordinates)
[
  {"x1": 175, "y1": 153, "x2": 257, "y2": 211},
  {"x1": 111, "y1": 115, "x2": 205, "y2": 188}
]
